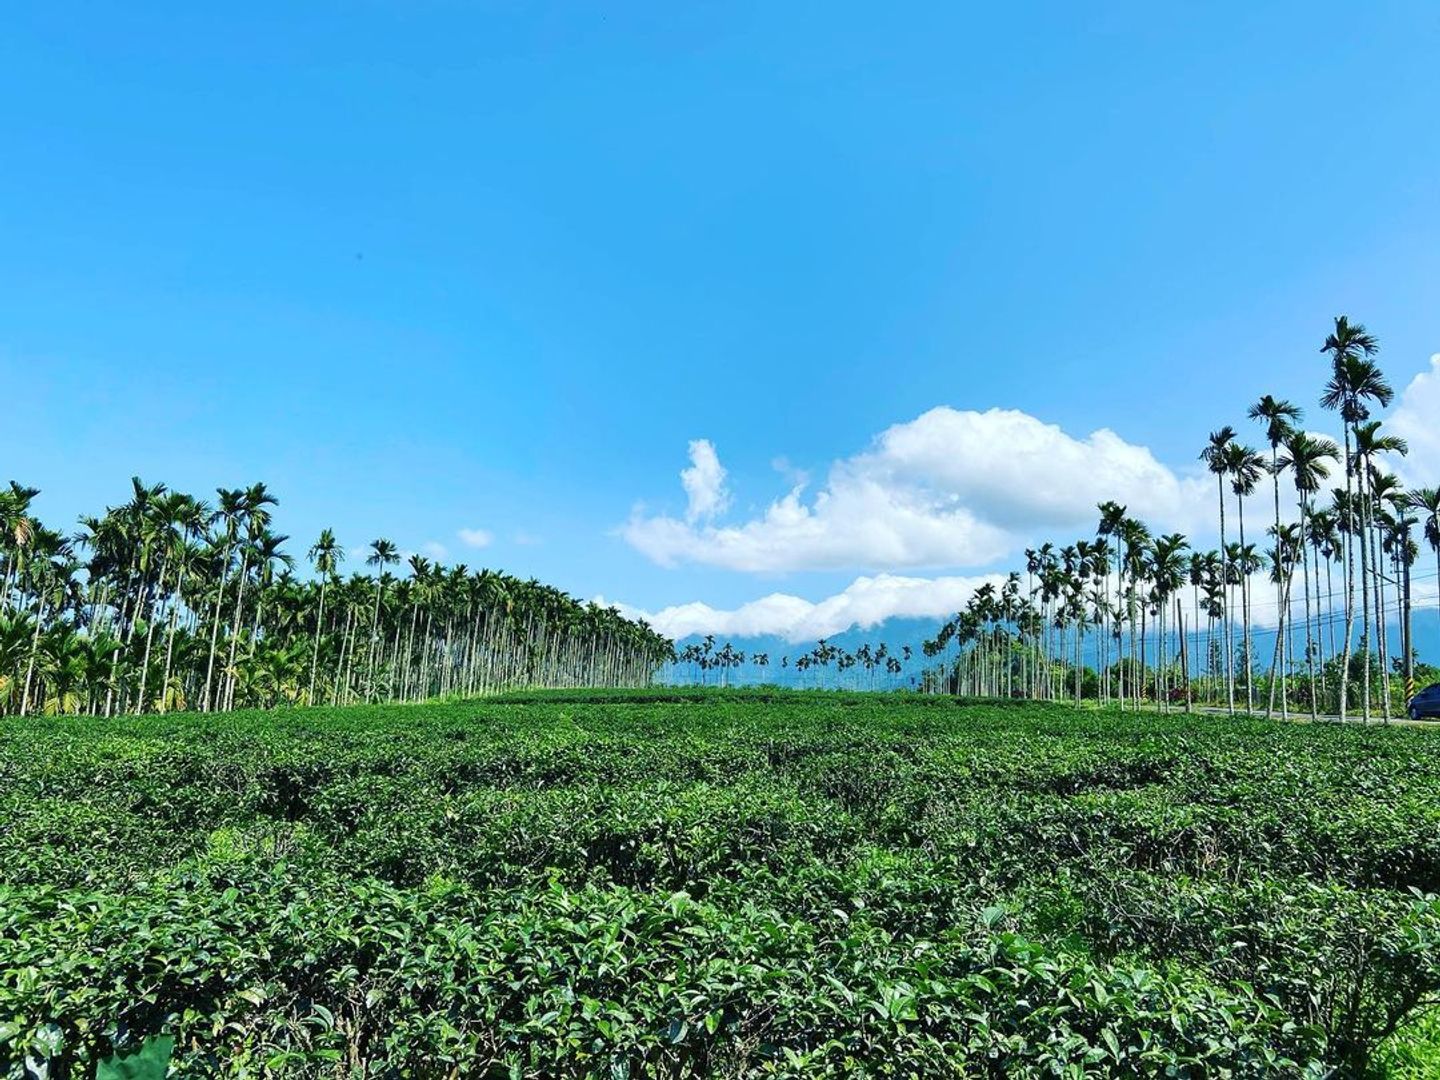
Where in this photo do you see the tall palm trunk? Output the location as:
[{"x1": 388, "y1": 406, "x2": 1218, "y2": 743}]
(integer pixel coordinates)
[
  {"x1": 160, "y1": 561, "x2": 187, "y2": 714},
  {"x1": 136, "y1": 552, "x2": 169, "y2": 713},
  {"x1": 0, "y1": 555, "x2": 16, "y2": 615},
  {"x1": 1272, "y1": 452, "x2": 1284, "y2": 722},
  {"x1": 1301, "y1": 500, "x2": 1319, "y2": 721},
  {"x1": 1324, "y1": 554, "x2": 1337, "y2": 698},
  {"x1": 1237, "y1": 494, "x2": 1254, "y2": 713},
  {"x1": 1115, "y1": 552, "x2": 1125, "y2": 709},
  {"x1": 308, "y1": 576, "x2": 328, "y2": 705},
  {"x1": 1301, "y1": 504, "x2": 1313, "y2": 722},
  {"x1": 1155, "y1": 600, "x2": 1163, "y2": 709},
  {"x1": 20, "y1": 595, "x2": 47, "y2": 716},
  {"x1": 1373, "y1": 503, "x2": 1391, "y2": 722},
  {"x1": 1216, "y1": 473, "x2": 1234, "y2": 715},
  {"x1": 1266, "y1": 563, "x2": 1291, "y2": 721},
  {"x1": 1357, "y1": 460, "x2": 1372, "y2": 723},
  {"x1": 221, "y1": 550, "x2": 250, "y2": 713},
  {"x1": 336, "y1": 605, "x2": 356, "y2": 704},
  {"x1": 1138, "y1": 601, "x2": 1148, "y2": 707},
  {"x1": 202, "y1": 537, "x2": 236, "y2": 712},
  {"x1": 1338, "y1": 424, "x2": 1357, "y2": 721},
  {"x1": 367, "y1": 583, "x2": 385, "y2": 701}
]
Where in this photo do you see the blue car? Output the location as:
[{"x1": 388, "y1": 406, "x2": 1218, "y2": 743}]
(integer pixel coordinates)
[{"x1": 1408, "y1": 683, "x2": 1440, "y2": 721}]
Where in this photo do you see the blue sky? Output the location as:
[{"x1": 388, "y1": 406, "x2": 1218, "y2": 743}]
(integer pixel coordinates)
[{"x1": 6, "y1": 1, "x2": 1440, "y2": 641}]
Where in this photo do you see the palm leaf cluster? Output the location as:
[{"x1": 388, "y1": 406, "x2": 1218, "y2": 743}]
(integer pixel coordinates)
[{"x1": 0, "y1": 482, "x2": 672, "y2": 716}]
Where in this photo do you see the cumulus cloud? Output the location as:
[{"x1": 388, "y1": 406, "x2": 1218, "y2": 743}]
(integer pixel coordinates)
[
  {"x1": 457, "y1": 527, "x2": 494, "y2": 549},
  {"x1": 1388, "y1": 354, "x2": 1440, "y2": 487},
  {"x1": 680, "y1": 439, "x2": 730, "y2": 523},
  {"x1": 421, "y1": 541, "x2": 449, "y2": 560},
  {"x1": 622, "y1": 407, "x2": 1211, "y2": 573},
  {"x1": 606, "y1": 572, "x2": 1006, "y2": 642}
]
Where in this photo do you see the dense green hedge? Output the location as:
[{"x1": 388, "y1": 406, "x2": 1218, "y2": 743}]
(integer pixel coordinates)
[{"x1": 3, "y1": 692, "x2": 1439, "y2": 1076}]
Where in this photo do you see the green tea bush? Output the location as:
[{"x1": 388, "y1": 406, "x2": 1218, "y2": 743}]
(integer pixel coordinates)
[{"x1": 2, "y1": 691, "x2": 1438, "y2": 1076}]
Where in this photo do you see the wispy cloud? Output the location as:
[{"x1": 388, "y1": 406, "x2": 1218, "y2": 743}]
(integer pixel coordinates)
[{"x1": 458, "y1": 527, "x2": 493, "y2": 549}]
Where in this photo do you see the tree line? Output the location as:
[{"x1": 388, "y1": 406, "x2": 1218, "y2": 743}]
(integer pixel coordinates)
[
  {"x1": 0, "y1": 481, "x2": 673, "y2": 716},
  {"x1": 665, "y1": 635, "x2": 914, "y2": 690},
  {"x1": 921, "y1": 316, "x2": 1440, "y2": 722}
]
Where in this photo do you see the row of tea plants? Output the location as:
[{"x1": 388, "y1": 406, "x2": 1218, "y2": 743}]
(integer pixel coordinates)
[{"x1": 3, "y1": 690, "x2": 1439, "y2": 1075}]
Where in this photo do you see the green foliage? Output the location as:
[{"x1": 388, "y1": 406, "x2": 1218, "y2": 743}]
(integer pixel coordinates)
[
  {"x1": 1373, "y1": 1008, "x2": 1440, "y2": 1078},
  {"x1": 2, "y1": 691, "x2": 1439, "y2": 1076},
  {"x1": 96, "y1": 1035, "x2": 173, "y2": 1080}
]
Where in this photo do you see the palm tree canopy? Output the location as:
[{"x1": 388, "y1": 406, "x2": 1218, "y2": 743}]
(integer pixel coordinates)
[
  {"x1": 1278, "y1": 432, "x2": 1339, "y2": 495},
  {"x1": 1322, "y1": 356, "x2": 1394, "y2": 425},
  {"x1": 1320, "y1": 315, "x2": 1379, "y2": 365},
  {"x1": 308, "y1": 528, "x2": 344, "y2": 577},
  {"x1": 1403, "y1": 487, "x2": 1440, "y2": 554},
  {"x1": 1350, "y1": 419, "x2": 1409, "y2": 470},
  {"x1": 367, "y1": 538, "x2": 400, "y2": 569},
  {"x1": 1199, "y1": 426, "x2": 1237, "y2": 473},
  {"x1": 1247, "y1": 395, "x2": 1303, "y2": 448},
  {"x1": 1223, "y1": 443, "x2": 1267, "y2": 497}
]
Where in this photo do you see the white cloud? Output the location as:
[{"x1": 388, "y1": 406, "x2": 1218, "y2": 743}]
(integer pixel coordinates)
[
  {"x1": 421, "y1": 541, "x2": 448, "y2": 560},
  {"x1": 605, "y1": 572, "x2": 1006, "y2": 642},
  {"x1": 512, "y1": 530, "x2": 542, "y2": 546},
  {"x1": 458, "y1": 527, "x2": 494, "y2": 549},
  {"x1": 1389, "y1": 354, "x2": 1440, "y2": 487},
  {"x1": 623, "y1": 407, "x2": 1211, "y2": 573},
  {"x1": 680, "y1": 439, "x2": 730, "y2": 523},
  {"x1": 611, "y1": 556, "x2": 1424, "y2": 642}
]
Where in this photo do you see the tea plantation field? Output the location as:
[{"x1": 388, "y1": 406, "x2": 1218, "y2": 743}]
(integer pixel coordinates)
[{"x1": 4, "y1": 690, "x2": 1440, "y2": 1077}]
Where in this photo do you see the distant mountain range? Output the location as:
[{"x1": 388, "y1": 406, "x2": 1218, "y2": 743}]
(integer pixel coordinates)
[{"x1": 657, "y1": 611, "x2": 1440, "y2": 690}]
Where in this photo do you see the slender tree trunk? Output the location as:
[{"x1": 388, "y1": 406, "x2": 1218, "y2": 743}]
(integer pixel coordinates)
[
  {"x1": 20, "y1": 596, "x2": 47, "y2": 716},
  {"x1": 160, "y1": 562, "x2": 187, "y2": 713},
  {"x1": 202, "y1": 538, "x2": 235, "y2": 712},
  {"x1": 1324, "y1": 554, "x2": 1336, "y2": 706},
  {"x1": 1338, "y1": 424, "x2": 1357, "y2": 720},
  {"x1": 1237, "y1": 495, "x2": 1254, "y2": 713},
  {"x1": 1301, "y1": 499, "x2": 1319, "y2": 721},
  {"x1": 308, "y1": 577, "x2": 328, "y2": 705},
  {"x1": 1139, "y1": 602, "x2": 1148, "y2": 708},
  {"x1": 221, "y1": 551, "x2": 250, "y2": 714},
  {"x1": 1266, "y1": 554, "x2": 1295, "y2": 722},
  {"x1": 1116, "y1": 552, "x2": 1126, "y2": 710},
  {"x1": 1358, "y1": 459, "x2": 1372, "y2": 723},
  {"x1": 1268, "y1": 450, "x2": 1284, "y2": 718},
  {"x1": 104, "y1": 553, "x2": 142, "y2": 717},
  {"x1": 1373, "y1": 500, "x2": 1391, "y2": 723},
  {"x1": 1178, "y1": 599, "x2": 1191, "y2": 711},
  {"x1": 0, "y1": 556, "x2": 17, "y2": 615},
  {"x1": 367, "y1": 582, "x2": 385, "y2": 701},
  {"x1": 136, "y1": 553, "x2": 169, "y2": 714},
  {"x1": 1218, "y1": 474, "x2": 1234, "y2": 715}
]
